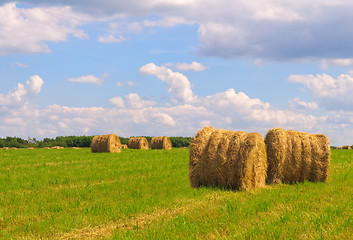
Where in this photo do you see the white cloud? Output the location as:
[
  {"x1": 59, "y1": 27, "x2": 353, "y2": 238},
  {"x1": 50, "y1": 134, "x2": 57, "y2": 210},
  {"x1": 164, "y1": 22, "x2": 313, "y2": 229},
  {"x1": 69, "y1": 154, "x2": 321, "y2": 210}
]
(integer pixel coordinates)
[
  {"x1": 0, "y1": 75, "x2": 44, "y2": 106},
  {"x1": 67, "y1": 73, "x2": 107, "y2": 85},
  {"x1": 116, "y1": 80, "x2": 138, "y2": 87},
  {"x1": 321, "y1": 58, "x2": 353, "y2": 69},
  {"x1": 98, "y1": 34, "x2": 125, "y2": 43},
  {"x1": 0, "y1": 2, "x2": 90, "y2": 55},
  {"x1": 110, "y1": 93, "x2": 156, "y2": 109},
  {"x1": 289, "y1": 97, "x2": 318, "y2": 111},
  {"x1": 163, "y1": 62, "x2": 207, "y2": 72},
  {"x1": 15, "y1": 62, "x2": 29, "y2": 68},
  {"x1": 288, "y1": 73, "x2": 353, "y2": 110},
  {"x1": 109, "y1": 96, "x2": 125, "y2": 108},
  {"x1": 139, "y1": 63, "x2": 194, "y2": 103}
]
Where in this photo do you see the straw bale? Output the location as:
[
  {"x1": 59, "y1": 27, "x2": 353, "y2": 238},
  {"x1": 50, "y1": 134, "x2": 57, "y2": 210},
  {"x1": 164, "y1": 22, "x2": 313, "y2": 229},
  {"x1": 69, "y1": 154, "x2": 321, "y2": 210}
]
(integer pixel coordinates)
[
  {"x1": 265, "y1": 128, "x2": 330, "y2": 184},
  {"x1": 51, "y1": 146, "x2": 64, "y2": 149},
  {"x1": 91, "y1": 134, "x2": 121, "y2": 153},
  {"x1": 27, "y1": 147, "x2": 34, "y2": 150},
  {"x1": 189, "y1": 127, "x2": 267, "y2": 191},
  {"x1": 151, "y1": 136, "x2": 172, "y2": 149},
  {"x1": 11, "y1": 147, "x2": 17, "y2": 150},
  {"x1": 72, "y1": 147, "x2": 81, "y2": 149},
  {"x1": 342, "y1": 145, "x2": 351, "y2": 149},
  {"x1": 2, "y1": 147, "x2": 9, "y2": 150},
  {"x1": 121, "y1": 144, "x2": 128, "y2": 149},
  {"x1": 128, "y1": 137, "x2": 149, "y2": 149}
]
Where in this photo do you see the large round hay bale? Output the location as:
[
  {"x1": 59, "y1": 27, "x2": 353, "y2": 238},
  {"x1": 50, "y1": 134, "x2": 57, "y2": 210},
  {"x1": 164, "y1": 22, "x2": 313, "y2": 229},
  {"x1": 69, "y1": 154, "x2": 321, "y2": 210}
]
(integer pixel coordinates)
[
  {"x1": 91, "y1": 134, "x2": 121, "y2": 153},
  {"x1": 265, "y1": 128, "x2": 330, "y2": 184},
  {"x1": 128, "y1": 137, "x2": 149, "y2": 149},
  {"x1": 151, "y1": 136, "x2": 172, "y2": 149},
  {"x1": 189, "y1": 127, "x2": 267, "y2": 191},
  {"x1": 342, "y1": 145, "x2": 351, "y2": 149}
]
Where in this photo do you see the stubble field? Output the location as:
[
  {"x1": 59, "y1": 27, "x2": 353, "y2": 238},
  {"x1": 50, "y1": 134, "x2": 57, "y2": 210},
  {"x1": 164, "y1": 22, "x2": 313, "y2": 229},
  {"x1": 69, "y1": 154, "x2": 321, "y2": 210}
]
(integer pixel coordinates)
[{"x1": 0, "y1": 148, "x2": 352, "y2": 239}]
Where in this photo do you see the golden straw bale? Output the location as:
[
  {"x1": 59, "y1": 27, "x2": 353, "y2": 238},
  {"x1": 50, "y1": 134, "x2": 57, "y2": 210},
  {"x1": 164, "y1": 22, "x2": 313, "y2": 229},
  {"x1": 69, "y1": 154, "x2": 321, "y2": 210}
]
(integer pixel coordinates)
[
  {"x1": 128, "y1": 137, "x2": 149, "y2": 149},
  {"x1": 2, "y1": 147, "x2": 9, "y2": 150},
  {"x1": 121, "y1": 144, "x2": 128, "y2": 149},
  {"x1": 265, "y1": 128, "x2": 330, "y2": 184},
  {"x1": 151, "y1": 136, "x2": 172, "y2": 150},
  {"x1": 51, "y1": 146, "x2": 64, "y2": 149},
  {"x1": 342, "y1": 145, "x2": 351, "y2": 149},
  {"x1": 27, "y1": 147, "x2": 34, "y2": 150},
  {"x1": 91, "y1": 134, "x2": 121, "y2": 153},
  {"x1": 189, "y1": 127, "x2": 267, "y2": 191}
]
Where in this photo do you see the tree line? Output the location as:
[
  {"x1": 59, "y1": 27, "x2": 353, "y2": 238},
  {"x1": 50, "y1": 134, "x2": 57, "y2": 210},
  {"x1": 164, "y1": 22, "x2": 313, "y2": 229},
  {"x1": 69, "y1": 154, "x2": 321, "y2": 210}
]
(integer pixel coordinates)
[{"x1": 0, "y1": 136, "x2": 194, "y2": 148}]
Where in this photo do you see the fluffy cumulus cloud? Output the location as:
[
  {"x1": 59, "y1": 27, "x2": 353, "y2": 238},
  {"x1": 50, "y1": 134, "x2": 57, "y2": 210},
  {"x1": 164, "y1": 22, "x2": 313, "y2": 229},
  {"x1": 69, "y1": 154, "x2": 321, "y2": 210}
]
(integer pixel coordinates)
[
  {"x1": 139, "y1": 63, "x2": 195, "y2": 103},
  {"x1": 289, "y1": 98, "x2": 318, "y2": 111},
  {"x1": 110, "y1": 93, "x2": 156, "y2": 109},
  {"x1": 0, "y1": 75, "x2": 44, "y2": 106},
  {"x1": 0, "y1": 2, "x2": 90, "y2": 55},
  {"x1": 288, "y1": 72, "x2": 353, "y2": 110},
  {"x1": 67, "y1": 73, "x2": 108, "y2": 85}
]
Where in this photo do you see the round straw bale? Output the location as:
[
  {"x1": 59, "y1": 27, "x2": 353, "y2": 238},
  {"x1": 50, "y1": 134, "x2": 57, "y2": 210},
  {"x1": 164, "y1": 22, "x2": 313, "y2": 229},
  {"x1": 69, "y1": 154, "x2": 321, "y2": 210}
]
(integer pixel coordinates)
[
  {"x1": 128, "y1": 137, "x2": 149, "y2": 149},
  {"x1": 151, "y1": 136, "x2": 172, "y2": 149},
  {"x1": 189, "y1": 127, "x2": 267, "y2": 191},
  {"x1": 91, "y1": 134, "x2": 121, "y2": 153},
  {"x1": 265, "y1": 128, "x2": 330, "y2": 184},
  {"x1": 342, "y1": 145, "x2": 351, "y2": 149},
  {"x1": 121, "y1": 144, "x2": 128, "y2": 149}
]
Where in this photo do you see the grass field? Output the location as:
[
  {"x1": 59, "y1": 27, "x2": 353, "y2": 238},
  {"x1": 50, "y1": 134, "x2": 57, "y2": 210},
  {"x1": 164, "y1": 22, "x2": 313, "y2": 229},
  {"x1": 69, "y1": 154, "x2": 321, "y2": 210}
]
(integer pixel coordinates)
[{"x1": 0, "y1": 148, "x2": 352, "y2": 239}]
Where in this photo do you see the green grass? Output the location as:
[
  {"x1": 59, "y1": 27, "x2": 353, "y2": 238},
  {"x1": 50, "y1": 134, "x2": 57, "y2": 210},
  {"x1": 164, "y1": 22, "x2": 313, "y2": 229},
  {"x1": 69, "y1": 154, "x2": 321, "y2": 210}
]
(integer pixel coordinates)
[{"x1": 0, "y1": 148, "x2": 353, "y2": 239}]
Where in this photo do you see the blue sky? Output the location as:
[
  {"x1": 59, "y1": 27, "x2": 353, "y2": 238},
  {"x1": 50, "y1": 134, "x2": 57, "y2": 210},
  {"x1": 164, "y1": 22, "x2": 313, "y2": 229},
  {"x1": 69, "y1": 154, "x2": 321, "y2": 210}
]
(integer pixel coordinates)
[{"x1": 1, "y1": 0, "x2": 353, "y2": 146}]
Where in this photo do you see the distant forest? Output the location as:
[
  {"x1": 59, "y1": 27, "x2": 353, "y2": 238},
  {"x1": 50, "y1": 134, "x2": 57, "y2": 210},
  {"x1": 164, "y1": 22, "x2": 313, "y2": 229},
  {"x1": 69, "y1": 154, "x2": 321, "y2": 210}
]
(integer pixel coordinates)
[{"x1": 0, "y1": 136, "x2": 193, "y2": 148}]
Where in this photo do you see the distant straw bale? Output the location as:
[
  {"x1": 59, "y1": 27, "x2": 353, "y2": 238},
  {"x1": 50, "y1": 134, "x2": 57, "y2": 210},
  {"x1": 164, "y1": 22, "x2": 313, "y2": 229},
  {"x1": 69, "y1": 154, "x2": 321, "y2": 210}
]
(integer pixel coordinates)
[
  {"x1": 91, "y1": 134, "x2": 121, "y2": 153},
  {"x1": 51, "y1": 146, "x2": 64, "y2": 149},
  {"x1": 151, "y1": 136, "x2": 172, "y2": 150},
  {"x1": 265, "y1": 128, "x2": 330, "y2": 184},
  {"x1": 27, "y1": 147, "x2": 34, "y2": 150},
  {"x1": 342, "y1": 145, "x2": 351, "y2": 149},
  {"x1": 11, "y1": 147, "x2": 17, "y2": 150},
  {"x1": 128, "y1": 137, "x2": 149, "y2": 149},
  {"x1": 121, "y1": 144, "x2": 128, "y2": 149},
  {"x1": 72, "y1": 147, "x2": 81, "y2": 149},
  {"x1": 2, "y1": 147, "x2": 9, "y2": 150},
  {"x1": 189, "y1": 127, "x2": 267, "y2": 191}
]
